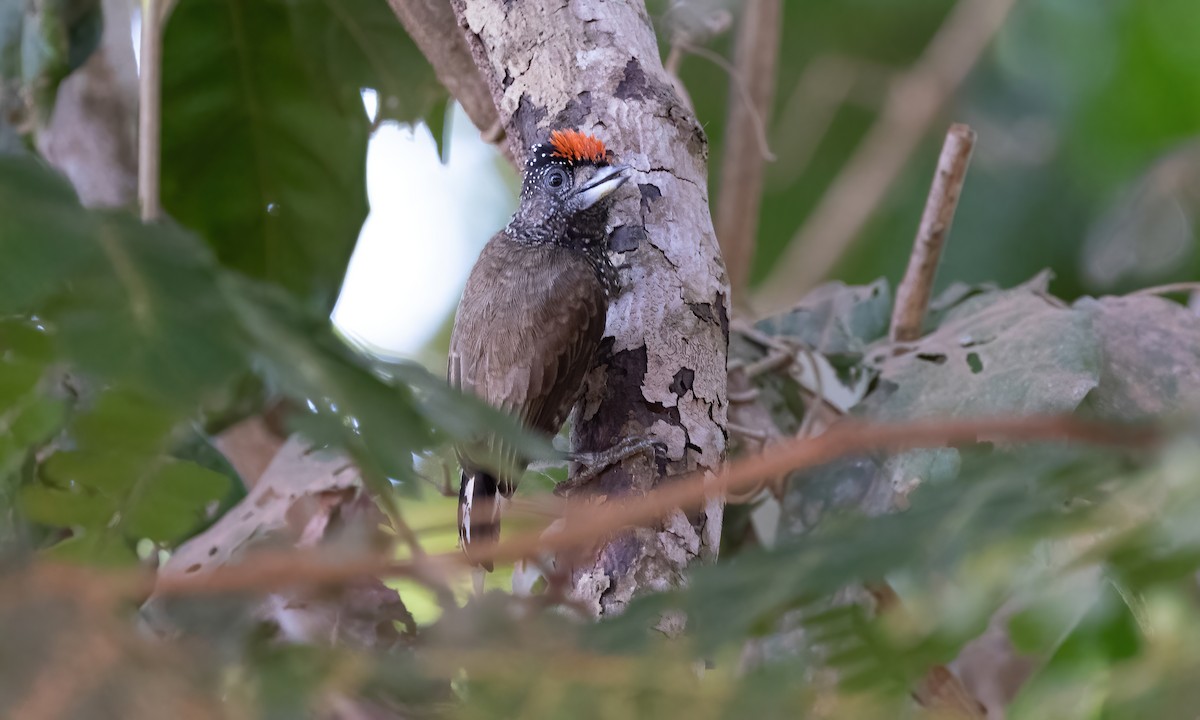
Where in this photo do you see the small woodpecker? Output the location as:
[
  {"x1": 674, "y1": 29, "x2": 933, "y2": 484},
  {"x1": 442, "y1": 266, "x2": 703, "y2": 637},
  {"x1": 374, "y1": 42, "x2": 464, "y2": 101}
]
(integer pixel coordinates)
[{"x1": 448, "y1": 129, "x2": 631, "y2": 570}]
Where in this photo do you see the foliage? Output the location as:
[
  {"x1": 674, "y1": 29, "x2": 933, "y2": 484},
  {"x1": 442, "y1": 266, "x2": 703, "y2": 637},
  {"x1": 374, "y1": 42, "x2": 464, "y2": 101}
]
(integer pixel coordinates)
[
  {"x1": 0, "y1": 153, "x2": 537, "y2": 565},
  {"x1": 6, "y1": 0, "x2": 1200, "y2": 718},
  {"x1": 662, "y1": 0, "x2": 1200, "y2": 299},
  {"x1": 160, "y1": 0, "x2": 445, "y2": 312}
]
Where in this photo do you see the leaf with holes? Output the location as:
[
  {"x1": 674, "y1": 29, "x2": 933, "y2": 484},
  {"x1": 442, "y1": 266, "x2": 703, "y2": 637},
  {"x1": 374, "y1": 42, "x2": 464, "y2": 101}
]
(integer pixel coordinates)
[
  {"x1": 862, "y1": 273, "x2": 1101, "y2": 420},
  {"x1": 856, "y1": 273, "x2": 1101, "y2": 498}
]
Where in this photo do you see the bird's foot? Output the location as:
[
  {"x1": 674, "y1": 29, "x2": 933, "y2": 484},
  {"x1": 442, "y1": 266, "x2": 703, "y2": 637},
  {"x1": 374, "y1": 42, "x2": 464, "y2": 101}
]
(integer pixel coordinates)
[{"x1": 554, "y1": 436, "x2": 663, "y2": 497}]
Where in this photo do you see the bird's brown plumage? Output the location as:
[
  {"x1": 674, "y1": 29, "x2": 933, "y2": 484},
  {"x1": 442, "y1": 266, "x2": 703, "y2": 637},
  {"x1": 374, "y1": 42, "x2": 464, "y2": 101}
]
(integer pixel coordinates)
[
  {"x1": 448, "y1": 237, "x2": 608, "y2": 469},
  {"x1": 448, "y1": 132, "x2": 627, "y2": 569}
]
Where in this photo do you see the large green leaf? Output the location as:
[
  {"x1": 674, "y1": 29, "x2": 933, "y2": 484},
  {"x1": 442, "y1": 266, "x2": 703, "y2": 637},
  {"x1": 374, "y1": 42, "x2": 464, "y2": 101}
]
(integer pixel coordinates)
[
  {"x1": 0, "y1": 156, "x2": 248, "y2": 408},
  {"x1": 160, "y1": 0, "x2": 448, "y2": 311},
  {"x1": 0, "y1": 156, "x2": 492, "y2": 560},
  {"x1": 861, "y1": 273, "x2": 1102, "y2": 421},
  {"x1": 287, "y1": 0, "x2": 446, "y2": 125},
  {"x1": 161, "y1": 0, "x2": 371, "y2": 311},
  {"x1": 19, "y1": 386, "x2": 232, "y2": 562}
]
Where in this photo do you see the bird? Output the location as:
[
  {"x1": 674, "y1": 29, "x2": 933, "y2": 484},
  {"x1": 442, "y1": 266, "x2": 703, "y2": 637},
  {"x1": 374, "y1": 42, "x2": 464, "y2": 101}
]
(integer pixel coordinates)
[{"x1": 448, "y1": 129, "x2": 632, "y2": 571}]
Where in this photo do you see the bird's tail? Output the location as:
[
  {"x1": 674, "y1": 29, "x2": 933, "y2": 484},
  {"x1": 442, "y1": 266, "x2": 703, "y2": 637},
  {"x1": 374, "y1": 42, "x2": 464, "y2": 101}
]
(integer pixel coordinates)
[{"x1": 458, "y1": 470, "x2": 504, "y2": 571}]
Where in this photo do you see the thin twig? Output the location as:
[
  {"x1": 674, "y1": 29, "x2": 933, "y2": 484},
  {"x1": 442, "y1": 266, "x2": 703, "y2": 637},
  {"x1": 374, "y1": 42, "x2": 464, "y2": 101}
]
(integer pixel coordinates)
[
  {"x1": 716, "y1": 0, "x2": 782, "y2": 297},
  {"x1": 676, "y1": 41, "x2": 776, "y2": 163},
  {"x1": 728, "y1": 387, "x2": 761, "y2": 403},
  {"x1": 890, "y1": 123, "x2": 977, "y2": 342},
  {"x1": 1126, "y1": 282, "x2": 1200, "y2": 298},
  {"x1": 754, "y1": 0, "x2": 1018, "y2": 315},
  {"x1": 144, "y1": 415, "x2": 1158, "y2": 598},
  {"x1": 725, "y1": 365, "x2": 778, "y2": 503},
  {"x1": 766, "y1": 55, "x2": 859, "y2": 189},
  {"x1": 137, "y1": 0, "x2": 163, "y2": 221},
  {"x1": 744, "y1": 350, "x2": 793, "y2": 377}
]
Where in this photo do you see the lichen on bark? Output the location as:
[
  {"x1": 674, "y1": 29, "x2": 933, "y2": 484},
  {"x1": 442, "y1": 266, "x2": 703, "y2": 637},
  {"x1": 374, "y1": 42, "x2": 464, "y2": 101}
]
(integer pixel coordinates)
[{"x1": 450, "y1": 0, "x2": 730, "y2": 616}]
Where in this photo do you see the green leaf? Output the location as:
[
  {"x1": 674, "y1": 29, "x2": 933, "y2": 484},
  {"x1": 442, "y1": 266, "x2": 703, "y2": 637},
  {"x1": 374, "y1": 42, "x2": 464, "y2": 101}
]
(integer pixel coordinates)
[
  {"x1": 0, "y1": 317, "x2": 54, "y2": 363},
  {"x1": 0, "y1": 155, "x2": 102, "y2": 313},
  {"x1": 39, "y1": 531, "x2": 136, "y2": 565},
  {"x1": 19, "y1": 482, "x2": 116, "y2": 528},
  {"x1": 383, "y1": 359, "x2": 557, "y2": 467},
  {"x1": 287, "y1": 0, "x2": 447, "y2": 125},
  {"x1": 171, "y1": 427, "x2": 248, "y2": 512},
  {"x1": 0, "y1": 156, "x2": 248, "y2": 408},
  {"x1": 754, "y1": 279, "x2": 892, "y2": 363},
  {"x1": 222, "y1": 277, "x2": 431, "y2": 486},
  {"x1": 71, "y1": 387, "x2": 179, "y2": 455},
  {"x1": 0, "y1": 356, "x2": 41, "y2": 410},
  {"x1": 161, "y1": 0, "x2": 371, "y2": 311},
  {"x1": 10, "y1": 394, "x2": 66, "y2": 446},
  {"x1": 41, "y1": 449, "x2": 150, "y2": 497},
  {"x1": 124, "y1": 460, "x2": 230, "y2": 542},
  {"x1": 862, "y1": 273, "x2": 1101, "y2": 421}
]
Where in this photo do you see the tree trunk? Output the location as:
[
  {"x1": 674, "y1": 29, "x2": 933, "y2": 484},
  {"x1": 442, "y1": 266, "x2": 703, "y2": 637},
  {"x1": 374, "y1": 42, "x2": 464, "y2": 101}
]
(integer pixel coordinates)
[
  {"x1": 36, "y1": 0, "x2": 139, "y2": 209},
  {"x1": 450, "y1": 0, "x2": 729, "y2": 617}
]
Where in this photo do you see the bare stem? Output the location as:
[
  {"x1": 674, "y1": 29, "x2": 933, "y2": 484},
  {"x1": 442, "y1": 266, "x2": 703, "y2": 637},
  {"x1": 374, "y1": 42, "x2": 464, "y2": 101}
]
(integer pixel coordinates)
[
  {"x1": 137, "y1": 0, "x2": 162, "y2": 222},
  {"x1": 716, "y1": 0, "x2": 782, "y2": 300},
  {"x1": 890, "y1": 123, "x2": 977, "y2": 342},
  {"x1": 1127, "y1": 282, "x2": 1200, "y2": 298}
]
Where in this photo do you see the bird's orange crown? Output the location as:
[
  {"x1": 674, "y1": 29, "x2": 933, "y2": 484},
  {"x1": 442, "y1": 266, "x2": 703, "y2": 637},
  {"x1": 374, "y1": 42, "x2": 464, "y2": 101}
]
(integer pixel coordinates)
[{"x1": 549, "y1": 129, "x2": 609, "y2": 164}]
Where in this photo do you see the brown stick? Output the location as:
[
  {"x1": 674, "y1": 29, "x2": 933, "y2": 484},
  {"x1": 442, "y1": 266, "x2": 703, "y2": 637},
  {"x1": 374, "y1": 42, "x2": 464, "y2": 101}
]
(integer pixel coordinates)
[
  {"x1": 1127, "y1": 282, "x2": 1200, "y2": 298},
  {"x1": 148, "y1": 415, "x2": 1157, "y2": 598},
  {"x1": 137, "y1": 0, "x2": 163, "y2": 221},
  {"x1": 753, "y1": 0, "x2": 1017, "y2": 316},
  {"x1": 385, "y1": 0, "x2": 513, "y2": 166},
  {"x1": 716, "y1": 0, "x2": 783, "y2": 300},
  {"x1": 890, "y1": 123, "x2": 977, "y2": 342}
]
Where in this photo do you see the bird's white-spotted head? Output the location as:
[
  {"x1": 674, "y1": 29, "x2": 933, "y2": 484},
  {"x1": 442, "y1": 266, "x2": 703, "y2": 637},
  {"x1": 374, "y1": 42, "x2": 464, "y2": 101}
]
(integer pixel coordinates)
[{"x1": 510, "y1": 129, "x2": 631, "y2": 246}]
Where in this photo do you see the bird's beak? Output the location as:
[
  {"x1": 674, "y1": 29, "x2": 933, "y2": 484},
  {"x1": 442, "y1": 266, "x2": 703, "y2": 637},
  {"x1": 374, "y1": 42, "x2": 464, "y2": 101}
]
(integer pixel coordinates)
[{"x1": 574, "y1": 164, "x2": 631, "y2": 209}]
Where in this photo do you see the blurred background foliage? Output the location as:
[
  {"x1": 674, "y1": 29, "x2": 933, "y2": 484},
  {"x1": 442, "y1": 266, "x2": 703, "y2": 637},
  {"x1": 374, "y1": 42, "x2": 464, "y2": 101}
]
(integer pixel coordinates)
[
  {"x1": 665, "y1": 0, "x2": 1200, "y2": 300},
  {"x1": 3, "y1": 0, "x2": 1200, "y2": 717}
]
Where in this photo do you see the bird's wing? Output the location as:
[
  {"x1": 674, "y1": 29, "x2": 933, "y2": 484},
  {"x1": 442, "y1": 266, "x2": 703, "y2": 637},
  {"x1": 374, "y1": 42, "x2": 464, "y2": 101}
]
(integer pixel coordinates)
[{"x1": 448, "y1": 237, "x2": 608, "y2": 490}]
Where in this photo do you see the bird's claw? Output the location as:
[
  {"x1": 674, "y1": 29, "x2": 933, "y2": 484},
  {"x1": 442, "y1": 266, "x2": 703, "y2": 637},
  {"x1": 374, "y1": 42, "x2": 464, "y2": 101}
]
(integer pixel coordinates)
[{"x1": 555, "y1": 436, "x2": 665, "y2": 496}]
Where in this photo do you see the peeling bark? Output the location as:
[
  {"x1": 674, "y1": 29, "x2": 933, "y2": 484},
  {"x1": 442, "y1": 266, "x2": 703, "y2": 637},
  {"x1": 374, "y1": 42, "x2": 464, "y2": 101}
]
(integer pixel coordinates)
[{"x1": 450, "y1": 0, "x2": 729, "y2": 616}]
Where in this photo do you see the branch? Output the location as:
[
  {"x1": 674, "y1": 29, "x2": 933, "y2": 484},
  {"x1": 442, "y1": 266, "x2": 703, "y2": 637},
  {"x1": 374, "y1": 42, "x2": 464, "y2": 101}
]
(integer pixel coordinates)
[
  {"x1": 148, "y1": 415, "x2": 1157, "y2": 599},
  {"x1": 386, "y1": 0, "x2": 513, "y2": 166},
  {"x1": 890, "y1": 123, "x2": 976, "y2": 342},
  {"x1": 754, "y1": 0, "x2": 1018, "y2": 315},
  {"x1": 146, "y1": 437, "x2": 434, "y2": 648},
  {"x1": 716, "y1": 0, "x2": 782, "y2": 300}
]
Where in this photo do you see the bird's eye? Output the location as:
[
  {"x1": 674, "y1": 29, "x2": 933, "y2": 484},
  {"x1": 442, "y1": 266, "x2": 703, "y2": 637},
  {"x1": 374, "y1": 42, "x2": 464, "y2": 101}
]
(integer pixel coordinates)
[{"x1": 544, "y1": 168, "x2": 568, "y2": 190}]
